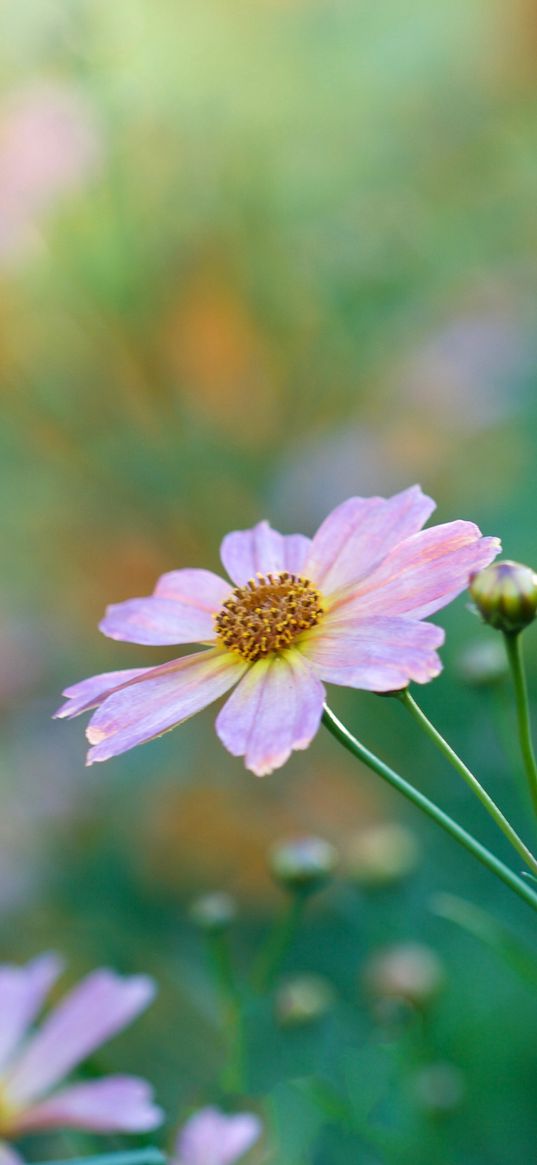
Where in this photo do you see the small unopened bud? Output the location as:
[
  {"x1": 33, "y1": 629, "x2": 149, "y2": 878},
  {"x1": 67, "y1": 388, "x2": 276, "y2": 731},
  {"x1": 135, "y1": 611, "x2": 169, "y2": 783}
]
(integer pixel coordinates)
[
  {"x1": 346, "y1": 823, "x2": 420, "y2": 888},
  {"x1": 412, "y1": 1061, "x2": 465, "y2": 1115},
  {"x1": 456, "y1": 639, "x2": 508, "y2": 687},
  {"x1": 275, "y1": 974, "x2": 335, "y2": 1027},
  {"x1": 189, "y1": 891, "x2": 237, "y2": 932},
  {"x1": 269, "y1": 837, "x2": 338, "y2": 894},
  {"x1": 362, "y1": 942, "x2": 444, "y2": 1011},
  {"x1": 469, "y1": 560, "x2": 537, "y2": 634}
]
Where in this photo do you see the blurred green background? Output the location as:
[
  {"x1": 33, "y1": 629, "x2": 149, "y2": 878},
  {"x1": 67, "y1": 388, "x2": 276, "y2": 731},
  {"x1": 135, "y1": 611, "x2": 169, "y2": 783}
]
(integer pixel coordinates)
[{"x1": 1, "y1": 1, "x2": 537, "y2": 1161}]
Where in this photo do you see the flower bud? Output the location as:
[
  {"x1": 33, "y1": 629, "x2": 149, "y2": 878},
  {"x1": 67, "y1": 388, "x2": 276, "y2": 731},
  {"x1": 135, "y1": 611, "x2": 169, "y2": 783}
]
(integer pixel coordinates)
[
  {"x1": 269, "y1": 837, "x2": 338, "y2": 894},
  {"x1": 362, "y1": 942, "x2": 444, "y2": 1011},
  {"x1": 456, "y1": 639, "x2": 508, "y2": 687},
  {"x1": 469, "y1": 560, "x2": 537, "y2": 634},
  {"x1": 412, "y1": 1061, "x2": 465, "y2": 1115},
  {"x1": 189, "y1": 891, "x2": 237, "y2": 932},
  {"x1": 346, "y1": 823, "x2": 420, "y2": 888},
  {"x1": 275, "y1": 974, "x2": 335, "y2": 1027}
]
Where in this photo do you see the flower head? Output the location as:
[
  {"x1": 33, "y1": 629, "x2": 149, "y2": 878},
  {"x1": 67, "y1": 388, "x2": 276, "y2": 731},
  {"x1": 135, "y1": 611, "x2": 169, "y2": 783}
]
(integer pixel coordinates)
[
  {"x1": 469, "y1": 559, "x2": 537, "y2": 633},
  {"x1": 0, "y1": 955, "x2": 162, "y2": 1144},
  {"x1": 175, "y1": 1107, "x2": 262, "y2": 1165},
  {"x1": 269, "y1": 837, "x2": 338, "y2": 893},
  {"x1": 56, "y1": 486, "x2": 500, "y2": 776},
  {"x1": 190, "y1": 892, "x2": 238, "y2": 932},
  {"x1": 363, "y1": 942, "x2": 445, "y2": 1010}
]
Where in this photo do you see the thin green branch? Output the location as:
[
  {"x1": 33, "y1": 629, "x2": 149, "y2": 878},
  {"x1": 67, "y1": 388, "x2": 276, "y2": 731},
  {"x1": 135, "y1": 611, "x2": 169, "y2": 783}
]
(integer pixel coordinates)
[
  {"x1": 34, "y1": 1153, "x2": 166, "y2": 1165},
  {"x1": 321, "y1": 705, "x2": 537, "y2": 915},
  {"x1": 399, "y1": 689, "x2": 537, "y2": 876},
  {"x1": 204, "y1": 929, "x2": 245, "y2": 1094},
  {"x1": 252, "y1": 893, "x2": 305, "y2": 992},
  {"x1": 503, "y1": 631, "x2": 537, "y2": 818}
]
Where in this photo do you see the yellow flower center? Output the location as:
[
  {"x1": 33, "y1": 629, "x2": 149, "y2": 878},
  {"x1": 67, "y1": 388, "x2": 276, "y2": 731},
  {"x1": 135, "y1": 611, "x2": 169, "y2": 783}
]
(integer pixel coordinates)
[
  {"x1": 215, "y1": 572, "x2": 324, "y2": 662},
  {"x1": 0, "y1": 1085, "x2": 20, "y2": 1135}
]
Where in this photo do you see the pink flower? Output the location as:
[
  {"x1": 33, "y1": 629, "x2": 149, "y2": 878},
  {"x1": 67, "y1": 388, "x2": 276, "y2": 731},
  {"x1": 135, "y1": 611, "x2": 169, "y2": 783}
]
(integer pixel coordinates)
[
  {"x1": 175, "y1": 1107, "x2": 262, "y2": 1165},
  {"x1": 56, "y1": 486, "x2": 500, "y2": 776},
  {"x1": 0, "y1": 954, "x2": 162, "y2": 1144}
]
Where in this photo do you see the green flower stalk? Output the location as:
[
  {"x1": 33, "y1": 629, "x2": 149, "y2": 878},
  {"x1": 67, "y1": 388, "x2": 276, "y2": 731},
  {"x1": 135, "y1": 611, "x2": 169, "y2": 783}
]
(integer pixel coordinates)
[
  {"x1": 252, "y1": 837, "x2": 337, "y2": 992},
  {"x1": 398, "y1": 690, "x2": 537, "y2": 876},
  {"x1": 503, "y1": 631, "x2": 537, "y2": 818},
  {"x1": 37, "y1": 1154, "x2": 166, "y2": 1165},
  {"x1": 322, "y1": 705, "x2": 537, "y2": 915},
  {"x1": 470, "y1": 560, "x2": 537, "y2": 817},
  {"x1": 190, "y1": 892, "x2": 245, "y2": 1093}
]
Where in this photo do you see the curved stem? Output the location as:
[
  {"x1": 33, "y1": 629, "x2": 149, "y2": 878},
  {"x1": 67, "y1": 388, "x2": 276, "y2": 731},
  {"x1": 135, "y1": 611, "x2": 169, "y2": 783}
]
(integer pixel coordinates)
[
  {"x1": 321, "y1": 705, "x2": 537, "y2": 915},
  {"x1": 204, "y1": 930, "x2": 245, "y2": 1094},
  {"x1": 252, "y1": 893, "x2": 305, "y2": 992},
  {"x1": 399, "y1": 689, "x2": 537, "y2": 877},
  {"x1": 38, "y1": 1154, "x2": 166, "y2": 1165},
  {"x1": 503, "y1": 631, "x2": 537, "y2": 818}
]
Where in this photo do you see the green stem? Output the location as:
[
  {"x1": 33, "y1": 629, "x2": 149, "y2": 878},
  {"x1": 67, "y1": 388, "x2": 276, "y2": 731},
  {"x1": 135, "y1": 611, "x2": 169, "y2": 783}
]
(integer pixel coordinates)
[
  {"x1": 34, "y1": 1153, "x2": 166, "y2": 1165},
  {"x1": 204, "y1": 930, "x2": 245, "y2": 1094},
  {"x1": 252, "y1": 893, "x2": 306, "y2": 992},
  {"x1": 503, "y1": 631, "x2": 537, "y2": 818},
  {"x1": 399, "y1": 689, "x2": 537, "y2": 877},
  {"x1": 206, "y1": 930, "x2": 240, "y2": 1009},
  {"x1": 321, "y1": 705, "x2": 537, "y2": 915}
]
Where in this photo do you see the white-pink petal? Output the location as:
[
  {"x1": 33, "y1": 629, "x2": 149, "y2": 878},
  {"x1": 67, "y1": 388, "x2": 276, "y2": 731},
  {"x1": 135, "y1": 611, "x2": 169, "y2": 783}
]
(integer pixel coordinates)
[
  {"x1": 336, "y1": 523, "x2": 501, "y2": 620},
  {"x1": 99, "y1": 569, "x2": 234, "y2": 647},
  {"x1": 0, "y1": 954, "x2": 63, "y2": 1074},
  {"x1": 86, "y1": 648, "x2": 248, "y2": 765},
  {"x1": 304, "y1": 485, "x2": 436, "y2": 595},
  {"x1": 0, "y1": 1144, "x2": 23, "y2": 1165},
  {"x1": 216, "y1": 650, "x2": 325, "y2": 776},
  {"x1": 302, "y1": 616, "x2": 444, "y2": 690},
  {"x1": 54, "y1": 667, "x2": 152, "y2": 719},
  {"x1": 3, "y1": 970, "x2": 155, "y2": 1106},
  {"x1": 99, "y1": 596, "x2": 217, "y2": 646},
  {"x1": 154, "y1": 567, "x2": 231, "y2": 608},
  {"x1": 220, "y1": 520, "x2": 311, "y2": 587},
  {"x1": 16, "y1": 1076, "x2": 164, "y2": 1134},
  {"x1": 176, "y1": 1107, "x2": 262, "y2": 1165}
]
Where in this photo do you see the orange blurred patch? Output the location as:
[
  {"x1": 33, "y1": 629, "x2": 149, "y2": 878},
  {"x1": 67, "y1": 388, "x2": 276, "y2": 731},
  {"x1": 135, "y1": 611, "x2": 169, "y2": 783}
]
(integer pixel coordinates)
[
  {"x1": 382, "y1": 418, "x2": 452, "y2": 478},
  {"x1": 78, "y1": 524, "x2": 206, "y2": 622},
  {"x1": 163, "y1": 272, "x2": 279, "y2": 445},
  {"x1": 481, "y1": 0, "x2": 537, "y2": 91},
  {"x1": 139, "y1": 763, "x2": 378, "y2": 909}
]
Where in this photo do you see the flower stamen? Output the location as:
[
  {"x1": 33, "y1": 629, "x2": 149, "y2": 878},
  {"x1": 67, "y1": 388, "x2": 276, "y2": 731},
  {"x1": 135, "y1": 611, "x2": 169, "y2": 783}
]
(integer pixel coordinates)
[{"x1": 215, "y1": 571, "x2": 324, "y2": 662}]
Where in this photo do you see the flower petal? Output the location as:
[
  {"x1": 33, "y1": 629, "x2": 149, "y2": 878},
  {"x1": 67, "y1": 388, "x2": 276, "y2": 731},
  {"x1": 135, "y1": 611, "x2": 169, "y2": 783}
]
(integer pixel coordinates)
[
  {"x1": 100, "y1": 596, "x2": 217, "y2": 646},
  {"x1": 220, "y1": 521, "x2": 311, "y2": 587},
  {"x1": 215, "y1": 650, "x2": 325, "y2": 776},
  {"x1": 0, "y1": 1145, "x2": 23, "y2": 1165},
  {"x1": 303, "y1": 485, "x2": 436, "y2": 595},
  {"x1": 98, "y1": 570, "x2": 231, "y2": 647},
  {"x1": 335, "y1": 523, "x2": 501, "y2": 620},
  {"x1": 86, "y1": 648, "x2": 247, "y2": 765},
  {"x1": 4, "y1": 971, "x2": 155, "y2": 1106},
  {"x1": 54, "y1": 668, "x2": 152, "y2": 720},
  {"x1": 99, "y1": 569, "x2": 232, "y2": 647},
  {"x1": 15, "y1": 1076, "x2": 164, "y2": 1134},
  {"x1": 302, "y1": 616, "x2": 444, "y2": 690},
  {"x1": 153, "y1": 567, "x2": 231, "y2": 608},
  {"x1": 0, "y1": 954, "x2": 63, "y2": 1074},
  {"x1": 176, "y1": 1107, "x2": 262, "y2": 1165}
]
